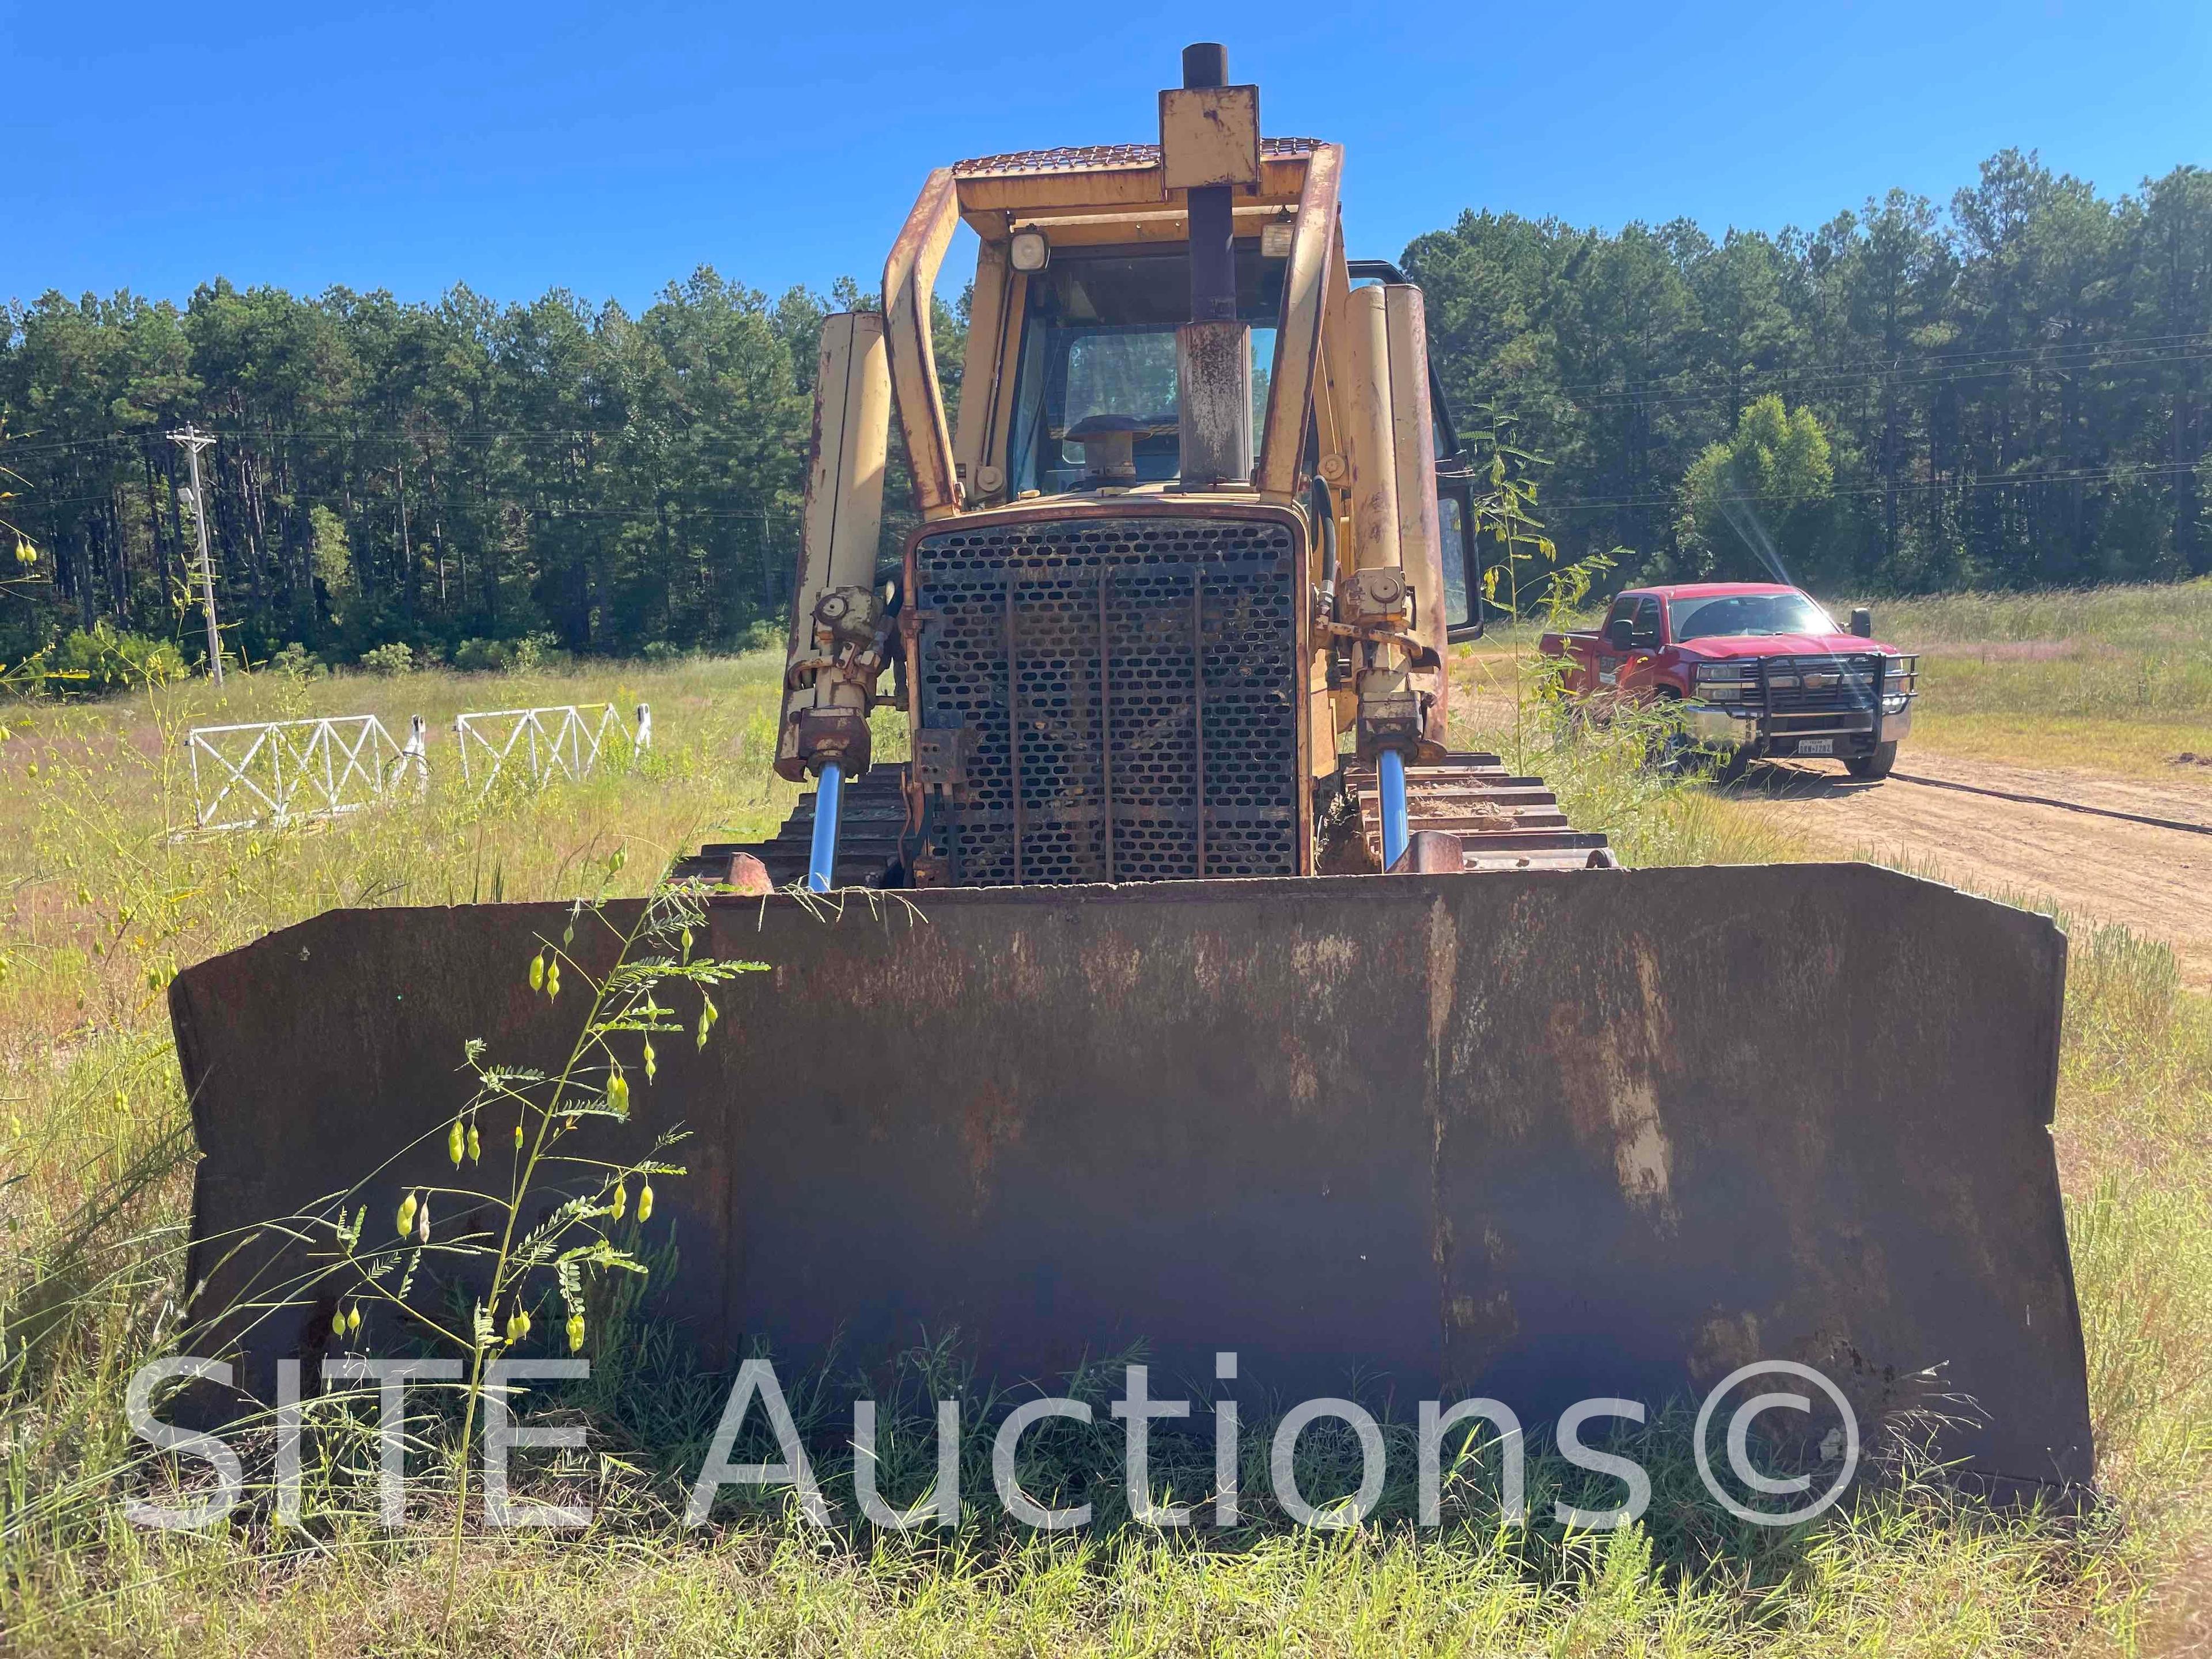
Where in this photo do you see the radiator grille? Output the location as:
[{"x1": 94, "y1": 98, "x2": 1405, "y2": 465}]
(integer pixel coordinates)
[
  {"x1": 914, "y1": 514, "x2": 1300, "y2": 885},
  {"x1": 1763, "y1": 654, "x2": 1882, "y2": 714}
]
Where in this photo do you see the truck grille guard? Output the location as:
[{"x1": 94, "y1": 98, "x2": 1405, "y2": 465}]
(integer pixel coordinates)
[{"x1": 1699, "y1": 652, "x2": 1918, "y2": 740}]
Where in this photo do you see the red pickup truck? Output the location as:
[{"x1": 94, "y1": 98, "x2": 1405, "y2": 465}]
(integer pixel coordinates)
[{"x1": 1539, "y1": 582, "x2": 1919, "y2": 781}]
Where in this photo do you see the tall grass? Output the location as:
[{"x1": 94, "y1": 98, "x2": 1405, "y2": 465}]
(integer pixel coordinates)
[{"x1": 1, "y1": 647, "x2": 2209, "y2": 1653}]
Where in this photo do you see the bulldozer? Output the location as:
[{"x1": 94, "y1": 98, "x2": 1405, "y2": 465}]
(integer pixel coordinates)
[
  {"x1": 175, "y1": 46, "x2": 2093, "y2": 1499},
  {"x1": 685, "y1": 46, "x2": 1607, "y2": 893}
]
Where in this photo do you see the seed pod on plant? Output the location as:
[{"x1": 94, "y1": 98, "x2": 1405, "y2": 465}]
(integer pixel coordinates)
[
  {"x1": 608, "y1": 1070, "x2": 630, "y2": 1115},
  {"x1": 467, "y1": 1123, "x2": 481, "y2": 1163},
  {"x1": 514, "y1": 1120, "x2": 525, "y2": 1150},
  {"x1": 448, "y1": 1120, "x2": 466, "y2": 1166},
  {"x1": 610, "y1": 1183, "x2": 627, "y2": 1221},
  {"x1": 528, "y1": 952, "x2": 544, "y2": 993},
  {"x1": 505, "y1": 1309, "x2": 523, "y2": 1343},
  {"x1": 348, "y1": 1305, "x2": 362, "y2": 1336},
  {"x1": 546, "y1": 961, "x2": 562, "y2": 1000},
  {"x1": 637, "y1": 1182, "x2": 654, "y2": 1223},
  {"x1": 416, "y1": 1196, "x2": 431, "y2": 1243},
  {"x1": 642, "y1": 1039, "x2": 657, "y2": 1082},
  {"x1": 396, "y1": 1192, "x2": 418, "y2": 1237},
  {"x1": 566, "y1": 1312, "x2": 586, "y2": 1353}
]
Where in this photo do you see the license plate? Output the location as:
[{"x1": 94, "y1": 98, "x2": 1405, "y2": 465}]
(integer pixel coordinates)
[{"x1": 1798, "y1": 738, "x2": 1834, "y2": 756}]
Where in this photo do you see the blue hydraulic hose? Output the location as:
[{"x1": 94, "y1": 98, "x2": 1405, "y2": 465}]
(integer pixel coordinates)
[
  {"x1": 807, "y1": 762, "x2": 843, "y2": 894},
  {"x1": 1378, "y1": 747, "x2": 1410, "y2": 872}
]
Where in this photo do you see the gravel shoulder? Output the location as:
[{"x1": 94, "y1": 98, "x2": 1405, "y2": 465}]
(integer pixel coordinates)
[{"x1": 1730, "y1": 749, "x2": 2212, "y2": 987}]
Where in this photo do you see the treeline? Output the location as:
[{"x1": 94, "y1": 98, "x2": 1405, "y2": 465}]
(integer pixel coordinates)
[
  {"x1": 0, "y1": 271, "x2": 959, "y2": 668},
  {"x1": 1407, "y1": 151, "x2": 2212, "y2": 593},
  {"x1": 3, "y1": 147, "x2": 2209, "y2": 669}
]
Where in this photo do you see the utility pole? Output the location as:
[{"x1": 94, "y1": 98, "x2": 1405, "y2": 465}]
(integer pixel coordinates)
[{"x1": 167, "y1": 424, "x2": 224, "y2": 685}]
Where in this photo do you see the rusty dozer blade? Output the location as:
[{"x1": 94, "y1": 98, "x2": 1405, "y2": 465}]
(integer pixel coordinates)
[{"x1": 174, "y1": 863, "x2": 2092, "y2": 1493}]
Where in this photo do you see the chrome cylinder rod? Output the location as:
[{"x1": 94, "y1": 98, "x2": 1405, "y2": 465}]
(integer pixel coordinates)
[
  {"x1": 1379, "y1": 748, "x2": 1411, "y2": 872},
  {"x1": 807, "y1": 762, "x2": 844, "y2": 894}
]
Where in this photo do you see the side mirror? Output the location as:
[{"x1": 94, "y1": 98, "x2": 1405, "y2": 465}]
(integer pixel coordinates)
[
  {"x1": 1604, "y1": 618, "x2": 1634, "y2": 651},
  {"x1": 1440, "y1": 478, "x2": 1482, "y2": 642},
  {"x1": 1850, "y1": 607, "x2": 1873, "y2": 638}
]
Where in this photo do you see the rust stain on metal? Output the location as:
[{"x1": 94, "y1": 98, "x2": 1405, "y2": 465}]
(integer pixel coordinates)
[
  {"x1": 1690, "y1": 1311, "x2": 1767, "y2": 1382},
  {"x1": 1446, "y1": 1289, "x2": 1520, "y2": 1345},
  {"x1": 1543, "y1": 952, "x2": 1682, "y2": 1218},
  {"x1": 961, "y1": 1080, "x2": 1025, "y2": 1213},
  {"x1": 1425, "y1": 895, "x2": 1459, "y2": 1062},
  {"x1": 1278, "y1": 1029, "x2": 1322, "y2": 1107},
  {"x1": 1080, "y1": 934, "x2": 1146, "y2": 1007},
  {"x1": 1288, "y1": 933, "x2": 1359, "y2": 982}
]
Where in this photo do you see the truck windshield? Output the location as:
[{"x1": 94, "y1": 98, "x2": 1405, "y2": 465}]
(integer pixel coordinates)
[
  {"x1": 1007, "y1": 248, "x2": 1280, "y2": 494},
  {"x1": 1673, "y1": 592, "x2": 1837, "y2": 641}
]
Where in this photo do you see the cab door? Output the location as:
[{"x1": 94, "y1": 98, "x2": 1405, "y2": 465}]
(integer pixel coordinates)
[
  {"x1": 1616, "y1": 596, "x2": 1665, "y2": 695},
  {"x1": 1593, "y1": 595, "x2": 1638, "y2": 693}
]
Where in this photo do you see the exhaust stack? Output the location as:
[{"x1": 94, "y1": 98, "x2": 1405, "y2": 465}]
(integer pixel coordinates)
[{"x1": 1165, "y1": 43, "x2": 1256, "y2": 487}]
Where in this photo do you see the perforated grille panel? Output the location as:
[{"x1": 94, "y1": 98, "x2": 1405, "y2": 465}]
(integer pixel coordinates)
[{"x1": 914, "y1": 514, "x2": 1301, "y2": 886}]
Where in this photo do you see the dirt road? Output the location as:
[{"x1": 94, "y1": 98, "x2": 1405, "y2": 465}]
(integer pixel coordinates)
[{"x1": 1733, "y1": 752, "x2": 2212, "y2": 987}]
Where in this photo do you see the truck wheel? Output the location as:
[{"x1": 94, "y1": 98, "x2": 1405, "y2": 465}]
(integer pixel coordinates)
[{"x1": 1846, "y1": 741, "x2": 1898, "y2": 781}]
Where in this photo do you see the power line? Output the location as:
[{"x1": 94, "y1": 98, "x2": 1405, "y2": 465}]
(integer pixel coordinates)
[
  {"x1": 1471, "y1": 327, "x2": 2212, "y2": 403},
  {"x1": 3, "y1": 343, "x2": 2203, "y2": 468},
  {"x1": 1558, "y1": 349, "x2": 2212, "y2": 416},
  {"x1": 1461, "y1": 342, "x2": 2212, "y2": 421},
  {"x1": 1548, "y1": 459, "x2": 2204, "y2": 514}
]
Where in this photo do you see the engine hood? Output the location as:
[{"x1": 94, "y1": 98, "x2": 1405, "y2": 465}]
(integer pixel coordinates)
[{"x1": 1676, "y1": 633, "x2": 1904, "y2": 660}]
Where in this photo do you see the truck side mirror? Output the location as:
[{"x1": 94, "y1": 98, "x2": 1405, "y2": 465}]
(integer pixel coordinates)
[
  {"x1": 1604, "y1": 618, "x2": 1634, "y2": 651},
  {"x1": 1440, "y1": 478, "x2": 1482, "y2": 642},
  {"x1": 1850, "y1": 607, "x2": 1873, "y2": 638}
]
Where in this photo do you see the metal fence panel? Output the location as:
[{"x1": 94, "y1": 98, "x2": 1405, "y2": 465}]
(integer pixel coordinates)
[
  {"x1": 187, "y1": 715, "x2": 425, "y2": 831},
  {"x1": 453, "y1": 703, "x2": 649, "y2": 795}
]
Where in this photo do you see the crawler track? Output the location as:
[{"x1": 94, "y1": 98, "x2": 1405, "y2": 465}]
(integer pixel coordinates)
[
  {"x1": 672, "y1": 752, "x2": 1615, "y2": 887},
  {"x1": 672, "y1": 766, "x2": 912, "y2": 889},
  {"x1": 1345, "y1": 751, "x2": 1615, "y2": 872}
]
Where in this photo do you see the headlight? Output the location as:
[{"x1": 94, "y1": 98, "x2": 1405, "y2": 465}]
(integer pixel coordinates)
[
  {"x1": 1704, "y1": 683, "x2": 1742, "y2": 701},
  {"x1": 1693, "y1": 663, "x2": 1738, "y2": 680},
  {"x1": 1010, "y1": 229, "x2": 1051, "y2": 272},
  {"x1": 1883, "y1": 693, "x2": 1909, "y2": 714}
]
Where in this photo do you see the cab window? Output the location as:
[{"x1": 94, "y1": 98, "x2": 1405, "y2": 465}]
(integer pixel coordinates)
[{"x1": 1006, "y1": 247, "x2": 1282, "y2": 494}]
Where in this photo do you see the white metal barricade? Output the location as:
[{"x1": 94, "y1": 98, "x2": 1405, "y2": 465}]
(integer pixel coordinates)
[
  {"x1": 452, "y1": 702, "x2": 650, "y2": 795},
  {"x1": 187, "y1": 714, "x2": 426, "y2": 831}
]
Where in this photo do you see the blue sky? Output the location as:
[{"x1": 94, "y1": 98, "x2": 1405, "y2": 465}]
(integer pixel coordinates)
[{"x1": 7, "y1": 0, "x2": 2207, "y2": 315}]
